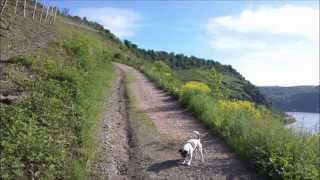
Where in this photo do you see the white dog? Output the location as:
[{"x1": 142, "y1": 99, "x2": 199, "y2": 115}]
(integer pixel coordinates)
[{"x1": 178, "y1": 131, "x2": 204, "y2": 166}]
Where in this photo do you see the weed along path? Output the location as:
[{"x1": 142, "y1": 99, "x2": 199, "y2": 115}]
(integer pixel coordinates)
[
  {"x1": 93, "y1": 63, "x2": 262, "y2": 179},
  {"x1": 89, "y1": 66, "x2": 130, "y2": 179}
]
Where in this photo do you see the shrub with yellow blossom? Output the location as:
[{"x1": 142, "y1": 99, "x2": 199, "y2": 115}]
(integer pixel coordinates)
[
  {"x1": 218, "y1": 100, "x2": 262, "y2": 120},
  {"x1": 181, "y1": 81, "x2": 211, "y2": 94}
]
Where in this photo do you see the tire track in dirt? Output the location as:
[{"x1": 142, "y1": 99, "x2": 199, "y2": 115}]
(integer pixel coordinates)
[
  {"x1": 116, "y1": 63, "x2": 263, "y2": 180},
  {"x1": 89, "y1": 67, "x2": 131, "y2": 179}
]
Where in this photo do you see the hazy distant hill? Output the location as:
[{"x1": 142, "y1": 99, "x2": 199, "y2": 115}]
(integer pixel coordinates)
[{"x1": 259, "y1": 86, "x2": 320, "y2": 113}]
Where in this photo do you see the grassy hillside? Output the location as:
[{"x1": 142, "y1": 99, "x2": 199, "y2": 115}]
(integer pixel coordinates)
[
  {"x1": 260, "y1": 86, "x2": 320, "y2": 113},
  {"x1": 122, "y1": 40, "x2": 269, "y2": 105},
  {"x1": 0, "y1": 0, "x2": 57, "y2": 61},
  {"x1": 0, "y1": 3, "x2": 124, "y2": 178}
]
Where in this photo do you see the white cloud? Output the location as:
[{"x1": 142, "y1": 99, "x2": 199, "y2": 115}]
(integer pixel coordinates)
[
  {"x1": 236, "y1": 42, "x2": 319, "y2": 86},
  {"x1": 206, "y1": 5, "x2": 319, "y2": 86},
  {"x1": 207, "y1": 5, "x2": 319, "y2": 41},
  {"x1": 209, "y1": 37, "x2": 267, "y2": 50},
  {"x1": 76, "y1": 7, "x2": 141, "y2": 38}
]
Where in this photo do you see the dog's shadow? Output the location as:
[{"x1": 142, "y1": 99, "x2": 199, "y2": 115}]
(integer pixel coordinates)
[{"x1": 147, "y1": 159, "x2": 182, "y2": 173}]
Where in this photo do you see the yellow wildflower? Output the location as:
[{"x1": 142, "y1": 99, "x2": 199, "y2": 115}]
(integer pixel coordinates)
[{"x1": 181, "y1": 81, "x2": 211, "y2": 94}]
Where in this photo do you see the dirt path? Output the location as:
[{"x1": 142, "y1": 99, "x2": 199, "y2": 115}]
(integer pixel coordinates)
[
  {"x1": 89, "y1": 67, "x2": 130, "y2": 179},
  {"x1": 92, "y1": 63, "x2": 262, "y2": 179}
]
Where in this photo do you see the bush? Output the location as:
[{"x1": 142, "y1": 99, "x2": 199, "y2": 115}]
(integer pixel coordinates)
[
  {"x1": 114, "y1": 53, "x2": 122, "y2": 59},
  {"x1": 181, "y1": 81, "x2": 211, "y2": 94}
]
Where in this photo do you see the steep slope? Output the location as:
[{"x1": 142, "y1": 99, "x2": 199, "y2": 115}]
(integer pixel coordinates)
[
  {"x1": 176, "y1": 68, "x2": 268, "y2": 105},
  {"x1": 259, "y1": 86, "x2": 320, "y2": 113},
  {"x1": 0, "y1": 2, "x2": 124, "y2": 179},
  {"x1": 0, "y1": 0, "x2": 57, "y2": 62}
]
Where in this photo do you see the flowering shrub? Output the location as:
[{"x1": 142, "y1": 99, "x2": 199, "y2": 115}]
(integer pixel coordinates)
[
  {"x1": 181, "y1": 81, "x2": 211, "y2": 94},
  {"x1": 218, "y1": 100, "x2": 262, "y2": 120}
]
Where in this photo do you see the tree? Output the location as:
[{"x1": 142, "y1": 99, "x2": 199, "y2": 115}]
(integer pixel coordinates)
[
  {"x1": 208, "y1": 68, "x2": 225, "y2": 99},
  {"x1": 62, "y1": 8, "x2": 69, "y2": 16},
  {"x1": 114, "y1": 53, "x2": 122, "y2": 59},
  {"x1": 83, "y1": 16, "x2": 88, "y2": 23}
]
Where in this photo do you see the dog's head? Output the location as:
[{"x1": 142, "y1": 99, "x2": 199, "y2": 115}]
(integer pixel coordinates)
[{"x1": 178, "y1": 149, "x2": 188, "y2": 158}]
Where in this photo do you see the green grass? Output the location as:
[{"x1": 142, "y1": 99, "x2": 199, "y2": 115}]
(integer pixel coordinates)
[
  {"x1": 1, "y1": 16, "x2": 117, "y2": 179},
  {"x1": 176, "y1": 69, "x2": 213, "y2": 82},
  {"x1": 125, "y1": 71, "x2": 159, "y2": 137}
]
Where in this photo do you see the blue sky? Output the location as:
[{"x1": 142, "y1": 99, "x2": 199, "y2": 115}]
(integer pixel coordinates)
[{"x1": 51, "y1": 0, "x2": 319, "y2": 86}]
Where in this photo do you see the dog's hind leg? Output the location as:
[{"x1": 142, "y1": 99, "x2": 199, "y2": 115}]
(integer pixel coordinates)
[{"x1": 199, "y1": 144, "x2": 205, "y2": 162}]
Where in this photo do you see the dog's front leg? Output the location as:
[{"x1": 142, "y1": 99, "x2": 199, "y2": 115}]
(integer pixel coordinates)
[
  {"x1": 194, "y1": 148, "x2": 199, "y2": 160},
  {"x1": 187, "y1": 151, "x2": 193, "y2": 166},
  {"x1": 182, "y1": 159, "x2": 186, "y2": 164}
]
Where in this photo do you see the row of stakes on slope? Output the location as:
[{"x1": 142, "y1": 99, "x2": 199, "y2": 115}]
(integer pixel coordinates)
[{"x1": 0, "y1": 0, "x2": 58, "y2": 24}]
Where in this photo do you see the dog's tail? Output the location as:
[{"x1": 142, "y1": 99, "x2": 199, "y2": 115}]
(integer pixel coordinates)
[{"x1": 193, "y1": 131, "x2": 200, "y2": 140}]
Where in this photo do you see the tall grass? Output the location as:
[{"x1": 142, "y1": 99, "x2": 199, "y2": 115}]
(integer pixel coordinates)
[{"x1": 118, "y1": 59, "x2": 319, "y2": 179}]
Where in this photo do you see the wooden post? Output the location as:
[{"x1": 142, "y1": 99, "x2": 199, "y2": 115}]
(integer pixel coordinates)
[
  {"x1": 49, "y1": 6, "x2": 52, "y2": 24},
  {"x1": 32, "y1": 0, "x2": 37, "y2": 20},
  {"x1": 0, "y1": 0, "x2": 8, "y2": 15},
  {"x1": 39, "y1": 2, "x2": 44, "y2": 22},
  {"x1": 53, "y1": 7, "x2": 57, "y2": 24},
  {"x1": 45, "y1": 6, "x2": 49, "y2": 22},
  {"x1": 49, "y1": 6, "x2": 54, "y2": 24},
  {"x1": 23, "y1": 0, "x2": 26, "y2": 17},
  {"x1": 14, "y1": 0, "x2": 19, "y2": 15}
]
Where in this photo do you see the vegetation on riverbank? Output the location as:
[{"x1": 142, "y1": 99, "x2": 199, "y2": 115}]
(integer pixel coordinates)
[{"x1": 259, "y1": 86, "x2": 320, "y2": 113}]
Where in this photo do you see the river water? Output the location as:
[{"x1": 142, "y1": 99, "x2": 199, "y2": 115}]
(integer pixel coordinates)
[{"x1": 286, "y1": 112, "x2": 319, "y2": 134}]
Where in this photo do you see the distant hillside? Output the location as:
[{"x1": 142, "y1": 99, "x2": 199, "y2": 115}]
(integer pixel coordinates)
[
  {"x1": 175, "y1": 69, "x2": 268, "y2": 105},
  {"x1": 123, "y1": 40, "x2": 269, "y2": 105},
  {"x1": 259, "y1": 86, "x2": 320, "y2": 113}
]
